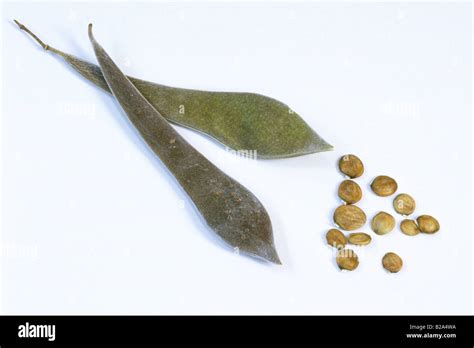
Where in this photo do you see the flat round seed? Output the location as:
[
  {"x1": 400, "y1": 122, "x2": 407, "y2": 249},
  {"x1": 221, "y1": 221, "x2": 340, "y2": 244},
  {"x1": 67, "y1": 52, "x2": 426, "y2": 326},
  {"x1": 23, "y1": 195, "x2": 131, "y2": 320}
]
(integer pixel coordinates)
[
  {"x1": 326, "y1": 229, "x2": 347, "y2": 249},
  {"x1": 336, "y1": 249, "x2": 359, "y2": 271},
  {"x1": 338, "y1": 154, "x2": 364, "y2": 178},
  {"x1": 417, "y1": 215, "x2": 440, "y2": 234},
  {"x1": 338, "y1": 180, "x2": 362, "y2": 204},
  {"x1": 371, "y1": 175, "x2": 398, "y2": 197},
  {"x1": 348, "y1": 232, "x2": 372, "y2": 246},
  {"x1": 371, "y1": 211, "x2": 395, "y2": 235},
  {"x1": 400, "y1": 219, "x2": 420, "y2": 236},
  {"x1": 382, "y1": 252, "x2": 403, "y2": 273},
  {"x1": 333, "y1": 205, "x2": 367, "y2": 231},
  {"x1": 393, "y1": 193, "x2": 416, "y2": 215}
]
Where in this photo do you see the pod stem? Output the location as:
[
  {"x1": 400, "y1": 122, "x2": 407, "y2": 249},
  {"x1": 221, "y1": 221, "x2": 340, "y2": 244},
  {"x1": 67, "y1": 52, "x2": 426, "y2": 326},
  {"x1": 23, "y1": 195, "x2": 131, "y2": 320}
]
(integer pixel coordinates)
[{"x1": 14, "y1": 19, "x2": 66, "y2": 57}]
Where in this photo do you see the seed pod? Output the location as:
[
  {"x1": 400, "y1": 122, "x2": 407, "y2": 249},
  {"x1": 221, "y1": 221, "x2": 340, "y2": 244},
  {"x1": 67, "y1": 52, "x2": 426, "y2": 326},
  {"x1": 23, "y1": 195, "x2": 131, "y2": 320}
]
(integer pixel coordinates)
[
  {"x1": 417, "y1": 215, "x2": 440, "y2": 234},
  {"x1": 348, "y1": 233, "x2": 372, "y2": 246},
  {"x1": 338, "y1": 180, "x2": 362, "y2": 204},
  {"x1": 336, "y1": 249, "x2": 359, "y2": 271},
  {"x1": 326, "y1": 229, "x2": 347, "y2": 249},
  {"x1": 333, "y1": 205, "x2": 367, "y2": 231},
  {"x1": 400, "y1": 219, "x2": 420, "y2": 236},
  {"x1": 15, "y1": 20, "x2": 333, "y2": 159},
  {"x1": 371, "y1": 212, "x2": 395, "y2": 235},
  {"x1": 338, "y1": 154, "x2": 364, "y2": 178},
  {"x1": 382, "y1": 252, "x2": 403, "y2": 273},
  {"x1": 393, "y1": 193, "x2": 416, "y2": 215},
  {"x1": 87, "y1": 25, "x2": 281, "y2": 264},
  {"x1": 371, "y1": 176, "x2": 398, "y2": 197}
]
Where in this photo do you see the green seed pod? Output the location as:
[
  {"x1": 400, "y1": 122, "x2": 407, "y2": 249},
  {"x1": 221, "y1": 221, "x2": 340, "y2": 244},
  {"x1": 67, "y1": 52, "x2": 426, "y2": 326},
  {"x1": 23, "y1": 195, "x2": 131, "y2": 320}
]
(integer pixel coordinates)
[
  {"x1": 338, "y1": 180, "x2": 362, "y2": 204},
  {"x1": 371, "y1": 212, "x2": 395, "y2": 235},
  {"x1": 417, "y1": 215, "x2": 440, "y2": 234},
  {"x1": 15, "y1": 20, "x2": 333, "y2": 159},
  {"x1": 338, "y1": 154, "x2": 364, "y2": 178},
  {"x1": 371, "y1": 176, "x2": 398, "y2": 197},
  {"x1": 87, "y1": 25, "x2": 281, "y2": 264},
  {"x1": 393, "y1": 193, "x2": 416, "y2": 215}
]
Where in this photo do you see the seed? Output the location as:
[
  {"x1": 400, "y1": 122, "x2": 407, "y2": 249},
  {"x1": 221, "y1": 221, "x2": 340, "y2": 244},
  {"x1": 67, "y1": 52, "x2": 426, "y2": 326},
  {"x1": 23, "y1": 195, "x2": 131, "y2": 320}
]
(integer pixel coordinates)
[
  {"x1": 400, "y1": 219, "x2": 420, "y2": 236},
  {"x1": 348, "y1": 233, "x2": 372, "y2": 246},
  {"x1": 15, "y1": 20, "x2": 333, "y2": 159},
  {"x1": 336, "y1": 249, "x2": 359, "y2": 271},
  {"x1": 393, "y1": 193, "x2": 416, "y2": 215},
  {"x1": 333, "y1": 205, "x2": 367, "y2": 231},
  {"x1": 417, "y1": 215, "x2": 440, "y2": 234},
  {"x1": 338, "y1": 154, "x2": 364, "y2": 178},
  {"x1": 326, "y1": 229, "x2": 347, "y2": 249},
  {"x1": 371, "y1": 175, "x2": 398, "y2": 197},
  {"x1": 371, "y1": 212, "x2": 395, "y2": 235},
  {"x1": 88, "y1": 25, "x2": 281, "y2": 264},
  {"x1": 338, "y1": 180, "x2": 362, "y2": 204},
  {"x1": 382, "y1": 252, "x2": 403, "y2": 273}
]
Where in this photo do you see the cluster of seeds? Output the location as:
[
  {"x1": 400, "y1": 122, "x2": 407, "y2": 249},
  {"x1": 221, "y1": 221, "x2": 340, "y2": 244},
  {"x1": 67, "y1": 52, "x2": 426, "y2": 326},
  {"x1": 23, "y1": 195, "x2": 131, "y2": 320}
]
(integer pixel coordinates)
[{"x1": 327, "y1": 154, "x2": 440, "y2": 273}]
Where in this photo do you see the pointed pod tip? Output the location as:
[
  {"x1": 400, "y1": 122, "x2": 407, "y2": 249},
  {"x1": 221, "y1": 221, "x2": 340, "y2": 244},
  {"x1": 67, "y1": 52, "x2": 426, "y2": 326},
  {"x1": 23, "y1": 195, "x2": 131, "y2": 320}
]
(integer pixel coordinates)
[
  {"x1": 269, "y1": 251, "x2": 282, "y2": 265},
  {"x1": 257, "y1": 245, "x2": 282, "y2": 265},
  {"x1": 312, "y1": 138, "x2": 334, "y2": 154},
  {"x1": 240, "y1": 239, "x2": 282, "y2": 265},
  {"x1": 266, "y1": 253, "x2": 282, "y2": 265},
  {"x1": 271, "y1": 257, "x2": 283, "y2": 265},
  {"x1": 322, "y1": 143, "x2": 335, "y2": 152},
  {"x1": 313, "y1": 133, "x2": 334, "y2": 152}
]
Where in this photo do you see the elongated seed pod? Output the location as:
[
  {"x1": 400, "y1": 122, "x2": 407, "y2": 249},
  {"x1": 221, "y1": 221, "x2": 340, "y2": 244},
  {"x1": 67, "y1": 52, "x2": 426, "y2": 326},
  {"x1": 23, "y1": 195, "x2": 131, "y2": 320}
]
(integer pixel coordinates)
[
  {"x1": 87, "y1": 24, "x2": 281, "y2": 264},
  {"x1": 15, "y1": 20, "x2": 333, "y2": 159}
]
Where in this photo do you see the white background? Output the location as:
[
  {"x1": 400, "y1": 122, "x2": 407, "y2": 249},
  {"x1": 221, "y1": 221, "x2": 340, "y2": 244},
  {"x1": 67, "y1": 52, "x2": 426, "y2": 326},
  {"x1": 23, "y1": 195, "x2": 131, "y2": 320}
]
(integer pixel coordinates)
[{"x1": 1, "y1": 1, "x2": 472, "y2": 314}]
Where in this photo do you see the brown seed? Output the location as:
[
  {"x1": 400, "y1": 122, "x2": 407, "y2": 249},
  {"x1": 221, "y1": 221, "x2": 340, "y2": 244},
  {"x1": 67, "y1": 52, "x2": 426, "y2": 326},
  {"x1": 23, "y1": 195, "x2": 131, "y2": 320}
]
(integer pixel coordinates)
[
  {"x1": 336, "y1": 249, "x2": 359, "y2": 271},
  {"x1": 348, "y1": 232, "x2": 372, "y2": 246},
  {"x1": 371, "y1": 211, "x2": 395, "y2": 235},
  {"x1": 326, "y1": 229, "x2": 347, "y2": 249},
  {"x1": 382, "y1": 252, "x2": 403, "y2": 273},
  {"x1": 338, "y1": 154, "x2": 364, "y2": 178},
  {"x1": 393, "y1": 193, "x2": 416, "y2": 215},
  {"x1": 338, "y1": 180, "x2": 362, "y2": 204},
  {"x1": 400, "y1": 219, "x2": 420, "y2": 236},
  {"x1": 417, "y1": 215, "x2": 440, "y2": 234},
  {"x1": 333, "y1": 205, "x2": 367, "y2": 231},
  {"x1": 371, "y1": 175, "x2": 398, "y2": 197}
]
